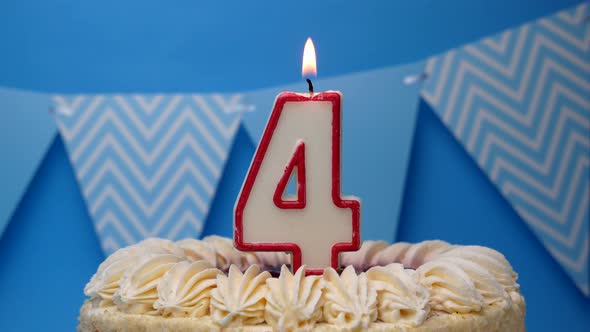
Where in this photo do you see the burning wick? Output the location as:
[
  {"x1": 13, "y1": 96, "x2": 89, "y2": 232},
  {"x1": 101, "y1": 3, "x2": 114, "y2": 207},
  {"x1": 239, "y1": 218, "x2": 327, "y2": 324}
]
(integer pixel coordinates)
[
  {"x1": 302, "y1": 37, "x2": 317, "y2": 97},
  {"x1": 306, "y1": 78, "x2": 314, "y2": 95}
]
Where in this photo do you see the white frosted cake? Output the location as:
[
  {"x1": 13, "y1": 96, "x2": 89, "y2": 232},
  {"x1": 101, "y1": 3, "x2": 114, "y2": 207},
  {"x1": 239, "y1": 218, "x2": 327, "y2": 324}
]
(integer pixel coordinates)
[{"x1": 78, "y1": 236, "x2": 526, "y2": 331}]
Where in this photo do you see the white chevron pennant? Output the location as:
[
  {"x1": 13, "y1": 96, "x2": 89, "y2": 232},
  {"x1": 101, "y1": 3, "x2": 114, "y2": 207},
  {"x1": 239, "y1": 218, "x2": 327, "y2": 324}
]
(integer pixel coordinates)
[
  {"x1": 54, "y1": 94, "x2": 242, "y2": 254},
  {"x1": 423, "y1": 3, "x2": 590, "y2": 295}
]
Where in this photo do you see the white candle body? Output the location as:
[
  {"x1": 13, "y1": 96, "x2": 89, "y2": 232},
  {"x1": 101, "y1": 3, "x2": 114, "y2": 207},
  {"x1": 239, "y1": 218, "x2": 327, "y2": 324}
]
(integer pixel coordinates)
[{"x1": 241, "y1": 98, "x2": 355, "y2": 270}]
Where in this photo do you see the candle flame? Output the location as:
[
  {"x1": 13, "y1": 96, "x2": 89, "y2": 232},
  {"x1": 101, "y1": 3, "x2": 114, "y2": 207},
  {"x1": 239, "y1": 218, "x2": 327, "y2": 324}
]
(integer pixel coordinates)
[{"x1": 302, "y1": 37, "x2": 317, "y2": 78}]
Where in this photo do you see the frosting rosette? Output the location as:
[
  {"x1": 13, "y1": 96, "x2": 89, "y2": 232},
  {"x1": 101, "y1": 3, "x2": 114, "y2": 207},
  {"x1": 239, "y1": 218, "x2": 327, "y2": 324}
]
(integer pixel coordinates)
[
  {"x1": 175, "y1": 238, "x2": 217, "y2": 266},
  {"x1": 256, "y1": 251, "x2": 291, "y2": 269},
  {"x1": 84, "y1": 252, "x2": 141, "y2": 307},
  {"x1": 341, "y1": 240, "x2": 389, "y2": 271},
  {"x1": 154, "y1": 260, "x2": 222, "y2": 317},
  {"x1": 367, "y1": 263, "x2": 430, "y2": 326},
  {"x1": 203, "y1": 235, "x2": 258, "y2": 271},
  {"x1": 113, "y1": 254, "x2": 184, "y2": 314},
  {"x1": 322, "y1": 266, "x2": 378, "y2": 331},
  {"x1": 373, "y1": 242, "x2": 412, "y2": 266},
  {"x1": 210, "y1": 264, "x2": 271, "y2": 326},
  {"x1": 79, "y1": 237, "x2": 525, "y2": 331},
  {"x1": 400, "y1": 240, "x2": 454, "y2": 269},
  {"x1": 85, "y1": 239, "x2": 183, "y2": 307},
  {"x1": 441, "y1": 256, "x2": 510, "y2": 307},
  {"x1": 134, "y1": 238, "x2": 186, "y2": 257},
  {"x1": 265, "y1": 265, "x2": 324, "y2": 331},
  {"x1": 416, "y1": 257, "x2": 484, "y2": 313},
  {"x1": 440, "y1": 246, "x2": 520, "y2": 301}
]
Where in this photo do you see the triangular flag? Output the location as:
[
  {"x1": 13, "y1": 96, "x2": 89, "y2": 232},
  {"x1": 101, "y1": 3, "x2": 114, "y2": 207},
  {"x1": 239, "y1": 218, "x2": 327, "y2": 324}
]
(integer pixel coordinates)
[
  {"x1": 422, "y1": 3, "x2": 589, "y2": 295},
  {"x1": 54, "y1": 94, "x2": 242, "y2": 254}
]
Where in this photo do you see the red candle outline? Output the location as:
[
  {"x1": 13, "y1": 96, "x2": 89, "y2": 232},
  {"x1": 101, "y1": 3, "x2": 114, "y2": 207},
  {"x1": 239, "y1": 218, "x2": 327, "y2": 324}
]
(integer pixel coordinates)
[
  {"x1": 273, "y1": 140, "x2": 306, "y2": 209},
  {"x1": 234, "y1": 91, "x2": 361, "y2": 275}
]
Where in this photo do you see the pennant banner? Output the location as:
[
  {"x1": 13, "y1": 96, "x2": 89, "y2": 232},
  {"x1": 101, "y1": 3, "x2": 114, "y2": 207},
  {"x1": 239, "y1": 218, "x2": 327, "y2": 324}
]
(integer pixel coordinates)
[
  {"x1": 0, "y1": 88, "x2": 56, "y2": 238},
  {"x1": 423, "y1": 3, "x2": 589, "y2": 295},
  {"x1": 241, "y1": 61, "x2": 426, "y2": 242},
  {"x1": 54, "y1": 94, "x2": 242, "y2": 254}
]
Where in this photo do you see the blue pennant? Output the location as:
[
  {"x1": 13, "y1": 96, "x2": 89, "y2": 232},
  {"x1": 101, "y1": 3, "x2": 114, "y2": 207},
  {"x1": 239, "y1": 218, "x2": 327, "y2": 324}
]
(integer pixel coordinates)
[
  {"x1": 423, "y1": 3, "x2": 590, "y2": 295},
  {"x1": 54, "y1": 94, "x2": 242, "y2": 254}
]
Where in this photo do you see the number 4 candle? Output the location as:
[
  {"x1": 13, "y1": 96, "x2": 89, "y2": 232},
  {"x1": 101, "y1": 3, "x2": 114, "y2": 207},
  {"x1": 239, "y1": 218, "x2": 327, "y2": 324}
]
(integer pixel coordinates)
[{"x1": 234, "y1": 38, "x2": 361, "y2": 275}]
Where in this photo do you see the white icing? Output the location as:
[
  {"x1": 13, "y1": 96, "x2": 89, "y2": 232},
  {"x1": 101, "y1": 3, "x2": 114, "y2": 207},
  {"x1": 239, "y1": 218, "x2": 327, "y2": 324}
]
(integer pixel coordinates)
[
  {"x1": 154, "y1": 260, "x2": 222, "y2": 317},
  {"x1": 255, "y1": 251, "x2": 291, "y2": 268},
  {"x1": 265, "y1": 265, "x2": 324, "y2": 331},
  {"x1": 401, "y1": 240, "x2": 454, "y2": 269},
  {"x1": 373, "y1": 242, "x2": 412, "y2": 266},
  {"x1": 210, "y1": 264, "x2": 271, "y2": 326},
  {"x1": 83, "y1": 237, "x2": 524, "y2": 329},
  {"x1": 342, "y1": 240, "x2": 454, "y2": 270},
  {"x1": 439, "y1": 257, "x2": 511, "y2": 307},
  {"x1": 85, "y1": 240, "x2": 183, "y2": 306},
  {"x1": 366, "y1": 263, "x2": 430, "y2": 326},
  {"x1": 441, "y1": 246, "x2": 520, "y2": 300},
  {"x1": 203, "y1": 235, "x2": 258, "y2": 270},
  {"x1": 416, "y1": 258, "x2": 484, "y2": 313},
  {"x1": 85, "y1": 253, "x2": 140, "y2": 306},
  {"x1": 175, "y1": 238, "x2": 217, "y2": 266},
  {"x1": 341, "y1": 240, "x2": 389, "y2": 271},
  {"x1": 322, "y1": 266, "x2": 378, "y2": 331},
  {"x1": 113, "y1": 254, "x2": 184, "y2": 314},
  {"x1": 134, "y1": 238, "x2": 186, "y2": 257}
]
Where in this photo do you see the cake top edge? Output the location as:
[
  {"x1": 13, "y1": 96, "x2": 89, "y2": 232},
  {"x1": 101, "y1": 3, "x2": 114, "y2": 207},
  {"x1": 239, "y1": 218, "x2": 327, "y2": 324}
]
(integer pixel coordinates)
[{"x1": 84, "y1": 236, "x2": 522, "y2": 330}]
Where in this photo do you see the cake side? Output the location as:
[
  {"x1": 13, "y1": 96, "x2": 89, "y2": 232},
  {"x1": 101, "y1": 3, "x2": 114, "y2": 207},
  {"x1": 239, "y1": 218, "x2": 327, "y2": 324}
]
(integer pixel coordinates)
[
  {"x1": 78, "y1": 237, "x2": 526, "y2": 332},
  {"x1": 78, "y1": 297, "x2": 525, "y2": 332}
]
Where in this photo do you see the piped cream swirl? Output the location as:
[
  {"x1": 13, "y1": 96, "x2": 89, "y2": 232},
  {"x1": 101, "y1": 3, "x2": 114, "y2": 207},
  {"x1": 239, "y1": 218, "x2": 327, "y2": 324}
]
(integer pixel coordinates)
[
  {"x1": 84, "y1": 238, "x2": 185, "y2": 306},
  {"x1": 203, "y1": 235, "x2": 258, "y2": 270},
  {"x1": 210, "y1": 264, "x2": 271, "y2": 326},
  {"x1": 134, "y1": 238, "x2": 186, "y2": 257},
  {"x1": 373, "y1": 242, "x2": 412, "y2": 266},
  {"x1": 83, "y1": 237, "x2": 523, "y2": 328},
  {"x1": 265, "y1": 265, "x2": 324, "y2": 331},
  {"x1": 342, "y1": 240, "x2": 454, "y2": 270},
  {"x1": 367, "y1": 263, "x2": 430, "y2": 326},
  {"x1": 400, "y1": 240, "x2": 454, "y2": 269},
  {"x1": 85, "y1": 253, "x2": 140, "y2": 307},
  {"x1": 341, "y1": 240, "x2": 389, "y2": 271},
  {"x1": 256, "y1": 251, "x2": 291, "y2": 268},
  {"x1": 175, "y1": 238, "x2": 217, "y2": 266},
  {"x1": 113, "y1": 254, "x2": 184, "y2": 314},
  {"x1": 322, "y1": 266, "x2": 378, "y2": 331},
  {"x1": 416, "y1": 257, "x2": 484, "y2": 313},
  {"x1": 154, "y1": 260, "x2": 222, "y2": 317},
  {"x1": 440, "y1": 246, "x2": 520, "y2": 301}
]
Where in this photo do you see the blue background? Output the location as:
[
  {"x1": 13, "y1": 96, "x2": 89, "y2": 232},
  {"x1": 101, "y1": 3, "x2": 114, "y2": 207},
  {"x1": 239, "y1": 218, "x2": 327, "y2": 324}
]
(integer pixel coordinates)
[
  {"x1": 0, "y1": 89, "x2": 53, "y2": 238},
  {"x1": 0, "y1": 0, "x2": 588, "y2": 331}
]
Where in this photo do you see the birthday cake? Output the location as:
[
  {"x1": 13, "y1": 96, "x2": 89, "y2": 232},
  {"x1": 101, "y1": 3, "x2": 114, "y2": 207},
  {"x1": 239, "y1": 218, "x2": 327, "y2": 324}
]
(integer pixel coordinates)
[{"x1": 78, "y1": 236, "x2": 526, "y2": 331}]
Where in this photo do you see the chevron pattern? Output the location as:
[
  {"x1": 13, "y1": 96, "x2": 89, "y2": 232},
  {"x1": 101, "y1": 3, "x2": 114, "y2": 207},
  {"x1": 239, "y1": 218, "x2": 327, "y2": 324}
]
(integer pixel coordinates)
[
  {"x1": 423, "y1": 3, "x2": 590, "y2": 295},
  {"x1": 54, "y1": 94, "x2": 242, "y2": 254}
]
